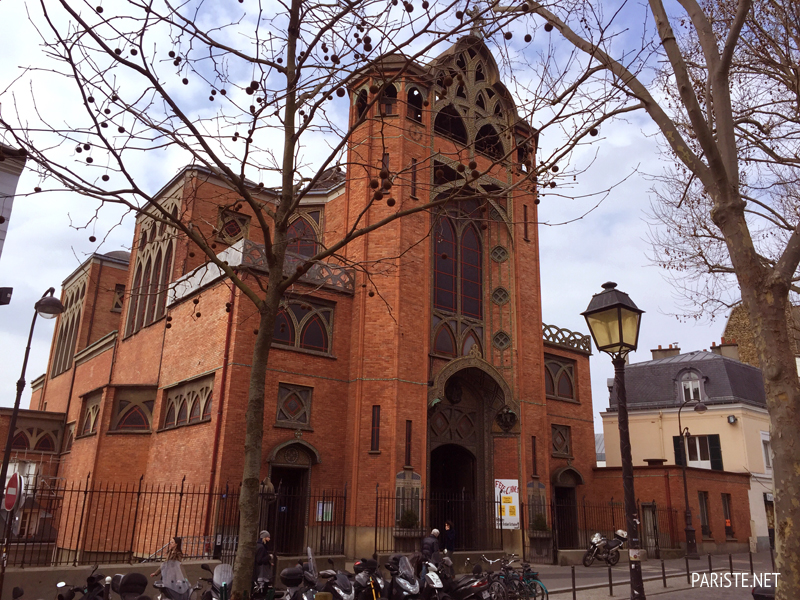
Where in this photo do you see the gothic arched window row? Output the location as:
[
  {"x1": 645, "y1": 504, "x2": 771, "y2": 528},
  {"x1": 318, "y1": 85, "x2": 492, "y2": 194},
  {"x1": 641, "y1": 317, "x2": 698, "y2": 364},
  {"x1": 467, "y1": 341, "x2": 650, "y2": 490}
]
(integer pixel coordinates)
[
  {"x1": 272, "y1": 297, "x2": 334, "y2": 355},
  {"x1": 544, "y1": 356, "x2": 576, "y2": 402},
  {"x1": 112, "y1": 388, "x2": 156, "y2": 431},
  {"x1": 126, "y1": 201, "x2": 179, "y2": 337},
  {"x1": 162, "y1": 375, "x2": 214, "y2": 430},
  {"x1": 51, "y1": 276, "x2": 88, "y2": 378}
]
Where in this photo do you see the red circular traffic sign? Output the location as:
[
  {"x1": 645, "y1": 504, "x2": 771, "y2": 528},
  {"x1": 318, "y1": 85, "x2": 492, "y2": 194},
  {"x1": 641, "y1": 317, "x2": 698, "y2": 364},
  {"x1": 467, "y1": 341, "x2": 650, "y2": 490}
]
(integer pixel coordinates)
[{"x1": 4, "y1": 473, "x2": 20, "y2": 512}]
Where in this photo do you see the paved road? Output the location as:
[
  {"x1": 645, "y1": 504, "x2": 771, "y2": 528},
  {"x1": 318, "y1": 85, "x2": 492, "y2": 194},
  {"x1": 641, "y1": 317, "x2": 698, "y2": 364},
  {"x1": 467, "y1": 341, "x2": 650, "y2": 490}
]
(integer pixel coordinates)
[{"x1": 515, "y1": 550, "x2": 776, "y2": 597}]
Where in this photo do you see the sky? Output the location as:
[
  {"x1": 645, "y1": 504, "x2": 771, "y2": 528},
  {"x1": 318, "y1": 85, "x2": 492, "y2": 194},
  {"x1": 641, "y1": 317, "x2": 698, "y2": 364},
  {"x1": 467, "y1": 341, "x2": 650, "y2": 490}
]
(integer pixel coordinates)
[{"x1": 0, "y1": 0, "x2": 730, "y2": 434}]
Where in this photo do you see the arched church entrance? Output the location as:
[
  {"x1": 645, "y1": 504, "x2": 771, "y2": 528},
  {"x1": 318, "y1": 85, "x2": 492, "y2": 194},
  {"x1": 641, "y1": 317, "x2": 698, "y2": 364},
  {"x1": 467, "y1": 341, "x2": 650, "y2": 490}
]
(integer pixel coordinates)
[
  {"x1": 428, "y1": 363, "x2": 512, "y2": 550},
  {"x1": 263, "y1": 441, "x2": 320, "y2": 554}
]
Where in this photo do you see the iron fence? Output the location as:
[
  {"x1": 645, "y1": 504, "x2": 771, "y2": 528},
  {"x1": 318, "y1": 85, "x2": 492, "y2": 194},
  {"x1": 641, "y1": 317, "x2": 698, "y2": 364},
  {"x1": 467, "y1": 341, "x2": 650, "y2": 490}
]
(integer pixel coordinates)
[
  {"x1": 374, "y1": 489, "x2": 504, "y2": 554},
  {"x1": 2, "y1": 478, "x2": 346, "y2": 567},
  {"x1": 522, "y1": 498, "x2": 680, "y2": 563}
]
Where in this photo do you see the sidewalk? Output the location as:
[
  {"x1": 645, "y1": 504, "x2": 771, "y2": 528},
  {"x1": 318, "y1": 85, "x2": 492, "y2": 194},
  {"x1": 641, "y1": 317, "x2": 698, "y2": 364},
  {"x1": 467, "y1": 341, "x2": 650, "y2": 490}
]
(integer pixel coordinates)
[{"x1": 521, "y1": 550, "x2": 775, "y2": 597}]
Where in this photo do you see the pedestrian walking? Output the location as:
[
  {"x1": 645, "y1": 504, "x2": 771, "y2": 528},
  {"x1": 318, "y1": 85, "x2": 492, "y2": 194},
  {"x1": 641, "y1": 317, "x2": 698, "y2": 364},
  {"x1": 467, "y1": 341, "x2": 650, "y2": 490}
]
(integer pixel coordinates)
[
  {"x1": 150, "y1": 536, "x2": 184, "y2": 578},
  {"x1": 254, "y1": 530, "x2": 274, "y2": 583},
  {"x1": 421, "y1": 528, "x2": 440, "y2": 560}
]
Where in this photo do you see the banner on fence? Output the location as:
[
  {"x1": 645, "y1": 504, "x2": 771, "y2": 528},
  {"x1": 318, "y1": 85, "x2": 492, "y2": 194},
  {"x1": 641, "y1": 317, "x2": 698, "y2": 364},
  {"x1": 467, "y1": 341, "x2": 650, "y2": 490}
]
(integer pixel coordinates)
[{"x1": 494, "y1": 479, "x2": 520, "y2": 530}]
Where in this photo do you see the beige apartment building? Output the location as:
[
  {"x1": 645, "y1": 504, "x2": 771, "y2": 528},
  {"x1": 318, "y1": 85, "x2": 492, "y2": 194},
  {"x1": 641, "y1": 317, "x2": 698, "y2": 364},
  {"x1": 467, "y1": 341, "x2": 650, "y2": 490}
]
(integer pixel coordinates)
[{"x1": 602, "y1": 343, "x2": 774, "y2": 551}]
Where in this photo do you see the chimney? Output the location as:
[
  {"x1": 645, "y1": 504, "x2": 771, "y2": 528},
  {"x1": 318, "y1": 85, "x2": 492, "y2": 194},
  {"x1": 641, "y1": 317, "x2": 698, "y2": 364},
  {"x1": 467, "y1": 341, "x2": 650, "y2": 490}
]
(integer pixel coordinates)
[
  {"x1": 651, "y1": 343, "x2": 681, "y2": 360},
  {"x1": 710, "y1": 336, "x2": 739, "y2": 361}
]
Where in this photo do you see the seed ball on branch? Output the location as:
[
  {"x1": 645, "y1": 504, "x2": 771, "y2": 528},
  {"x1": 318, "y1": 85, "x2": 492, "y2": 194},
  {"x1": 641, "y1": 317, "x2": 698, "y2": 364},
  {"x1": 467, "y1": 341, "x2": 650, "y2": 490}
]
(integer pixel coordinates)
[
  {"x1": 245, "y1": 87, "x2": 254, "y2": 95},
  {"x1": 405, "y1": 2, "x2": 413, "y2": 12},
  {"x1": 379, "y1": 169, "x2": 389, "y2": 179},
  {"x1": 471, "y1": 170, "x2": 480, "y2": 178},
  {"x1": 102, "y1": 174, "x2": 109, "y2": 181},
  {"x1": 209, "y1": 96, "x2": 214, "y2": 101},
  {"x1": 76, "y1": 147, "x2": 83, "y2": 153},
  {"x1": 84, "y1": 144, "x2": 91, "y2": 150},
  {"x1": 435, "y1": 168, "x2": 444, "y2": 180},
  {"x1": 369, "y1": 84, "x2": 380, "y2": 94},
  {"x1": 544, "y1": 22, "x2": 553, "y2": 32},
  {"x1": 468, "y1": 160, "x2": 477, "y2": 170},
  {"x1": 193, "y1": 298, "x2": 199, "y2": 304},
  {"x1": 549, "y1": 181, "x2": 556, "y2": 188},
  {"x1": 373, "y1": 190, "x2": 384, "y2": 201},
  {"x1": 34, "y1": 187, "x2": 42, "y2": 193},
  {"x1": 525, "y1": 34, "x2": 532, "y2": 42},
  {"x1": 101, "y1": 122, "x2": 108, "y2": 128},
  {"x1": 87, "y1": 96, "x2": 95, "y2": 103},
  {"x1": 130, "y1": 48, "x2": 138, "y2": 55},
  {"x1": 534, "y1": 197, "x2": 540, "y2": 205},
  {"x1": 336, "y1": 88, "x2": 345, "y2": 97},
  {"x1": 104, "y1": 108, "x2": 111, "y2": 114},
  {"x1": 111, "y1": 94, "x2": 118, "y2": 101},
  {"x1": 423, "y1": 100, "x2": 429, "y2": 107},
  {"x1": 87, "y1": 157, "x2": 94, "y2": 163},
  {"x1": 115, "y1": 48, "x2": 122, "y2": 55},
  {"x1": 422, "y1": 0, "x2": 428, "y2": 6},
  {"x1": 363, "y1": 44, "x2": 372, "y2": 52},
  {"x1": 251, "y1": 81, "x2": 260, "y2": 90},
  {"x1": 189, "y1": 251, "x2": 195, "y2": 257},
  {"x1": 277, "y1": 57, "x2": 283, "y2": 63},
  {"x1": 182, "y1": 78, "x2": 189, "y2": 85},
  {"x1": 89, "y1": 235, "x2": 97, "y2": 242},
  {"x1": 368, "y1": 291, "x2": 375, "y2": 297},
  {"x1": 387, "y1": 197, "x2": 396, "y2": 207},
  {"x1": 166, "y1": 323, "x2": 172, "y2": 329},
  {"x1": 590, "y1": 128, "x2": 599, "y2": 136},
  {"x1": 383, "y1": 180, "x2": 393, "y2": 190},
  {"x1": 551, "y1": 165, "x2": 559, "y2": 172},
  {"x1": 169, "y1": 50, "x2": 176, "y2": 58},
  {"x1": 116, "y1": 125, "x2": 124, "y2": 132},
  {"x1": 504, "y1": 32, "x2": 513, "y2": 40},
  {"x1": 253, "y1": 329, "x2": 259, "y2": 335},
  {"x1": 331, "y1": 55, "x2": 340, "y2": 64},
  {"x1": 456, "y1": 10, "x2": 463, "y2": 18},
  {"x1": 441, "y1": 253, "x2": 448, "y2": 260},
  {"x1": 457, "y1": 164, "x2": 466, "y2": 172},
  {"x1": 443, "y1": 75, "x2": 453, "y2": 87}
]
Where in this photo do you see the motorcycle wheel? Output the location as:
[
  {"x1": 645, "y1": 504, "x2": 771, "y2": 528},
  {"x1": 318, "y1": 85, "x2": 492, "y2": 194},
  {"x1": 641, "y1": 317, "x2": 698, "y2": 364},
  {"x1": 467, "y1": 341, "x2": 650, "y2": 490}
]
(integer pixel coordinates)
[
  {"x1": 582, "y1": 550, "x2": 595, "y2": 568},
  {"x1": 488, "y1": 581, "x2": 507, "y2": 600},
  {"x1": 607, "y1": 550, "x2": 620, "y2": 567},
  {"x1": 525, "y1": 581, "x2": 547, "y2": 600}
]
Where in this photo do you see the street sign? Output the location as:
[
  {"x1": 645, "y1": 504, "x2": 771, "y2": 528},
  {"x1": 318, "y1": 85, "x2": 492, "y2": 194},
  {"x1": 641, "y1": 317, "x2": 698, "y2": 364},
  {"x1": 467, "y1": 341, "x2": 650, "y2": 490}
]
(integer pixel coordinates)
[{"x1": 4, "y1": 473, "x2": 20, "y2": 512}]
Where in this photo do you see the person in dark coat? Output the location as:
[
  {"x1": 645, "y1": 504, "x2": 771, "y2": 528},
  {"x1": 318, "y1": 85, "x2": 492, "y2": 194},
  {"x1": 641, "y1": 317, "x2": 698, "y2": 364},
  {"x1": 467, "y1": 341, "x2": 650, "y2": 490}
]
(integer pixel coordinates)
[
  {"x1": 254, "y1": 530, "x2": 273, "y2": 583},
  {"x1": 420, "y1": 528, "x2": 440, "y2": 560},
  {"x1": 443, "y1": 521, "x2": 455, "y2": 553}
]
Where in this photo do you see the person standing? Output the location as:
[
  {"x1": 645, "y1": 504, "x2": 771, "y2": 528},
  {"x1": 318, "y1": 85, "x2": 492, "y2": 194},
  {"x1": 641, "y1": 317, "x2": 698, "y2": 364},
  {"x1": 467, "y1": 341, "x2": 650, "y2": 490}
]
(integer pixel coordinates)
[
  {"x1": 254, "y1": 530, "x2": 274, "y2": 582},
  {"x1": 421, "y1": 528, "x2": 440, "y2": 560},
  {"x1": 443, "y1": 521, "x2": 455, "y2": 553}
]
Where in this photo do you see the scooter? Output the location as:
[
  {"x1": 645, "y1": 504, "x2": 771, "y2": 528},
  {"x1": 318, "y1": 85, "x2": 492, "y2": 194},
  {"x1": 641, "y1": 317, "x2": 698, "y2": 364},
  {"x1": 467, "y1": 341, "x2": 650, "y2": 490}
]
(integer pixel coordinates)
[
  {"x1": 385, "y1": 554, "x2": 420, "y2": 600},
  {"x1": 110, "y1": 572, "x2": 150, "y2": 600},
  {"x1": 315, "y1": 557, "x2": 355, "y2": 600},
  {"x1": 199, "y1": 563, "x2": 233, "y2": 600},
  {"x1": 437, "y1": 557, "x2": 493, "y2": 600},
  {"x1": 153, "y1": 560, "x2": 201, "y2": 600},
  {"x1": 582, "y1": 530, "x2": 627, "y2": 567},
  {"x1": 56, "y1": 565, "x2": 107, "y2": 600},
  {"x1": 418, "y1": 552, "x2": 446, "y2": 600},
  {"x1": 352, "y1": 556, "x2": 386, "y2": 600}
]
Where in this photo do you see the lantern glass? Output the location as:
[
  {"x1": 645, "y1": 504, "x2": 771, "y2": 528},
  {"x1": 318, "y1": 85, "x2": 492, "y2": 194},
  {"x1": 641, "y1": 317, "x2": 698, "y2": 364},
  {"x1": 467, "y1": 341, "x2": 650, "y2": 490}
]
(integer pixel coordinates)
[
  {"x1": 619, "y1": 306, "x2": 641, "y2": 349},
  {"x1": 585, "y1": 307, "x2": 621, "y2": 351}
]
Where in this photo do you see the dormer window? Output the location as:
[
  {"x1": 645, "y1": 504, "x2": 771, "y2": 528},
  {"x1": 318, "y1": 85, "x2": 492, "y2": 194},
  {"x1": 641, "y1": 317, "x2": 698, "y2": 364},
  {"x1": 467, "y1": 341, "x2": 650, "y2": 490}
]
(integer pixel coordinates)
[{"x1": 681, "y1": 371, "x2": 702, "y2": 402}]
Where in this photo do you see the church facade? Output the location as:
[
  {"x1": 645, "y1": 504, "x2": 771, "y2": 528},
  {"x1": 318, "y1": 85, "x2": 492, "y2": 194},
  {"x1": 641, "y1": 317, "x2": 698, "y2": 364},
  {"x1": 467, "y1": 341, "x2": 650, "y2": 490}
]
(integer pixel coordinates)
[{"x1": 21, "y1": 37, "x2": 597, "y2": 560}]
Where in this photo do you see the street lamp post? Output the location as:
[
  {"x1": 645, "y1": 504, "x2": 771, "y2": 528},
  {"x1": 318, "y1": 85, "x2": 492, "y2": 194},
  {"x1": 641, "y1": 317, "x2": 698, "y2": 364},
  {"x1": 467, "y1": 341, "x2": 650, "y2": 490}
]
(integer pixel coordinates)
[
  {"x1": 0, "y1": 288, "x2": 63, "y2": 598},
  {"x1": 677, "y1": 398, "x2": 707, "y2": 559},
  {"x1": 583, "y1": 282, "x2": 645, "y2": 600}
]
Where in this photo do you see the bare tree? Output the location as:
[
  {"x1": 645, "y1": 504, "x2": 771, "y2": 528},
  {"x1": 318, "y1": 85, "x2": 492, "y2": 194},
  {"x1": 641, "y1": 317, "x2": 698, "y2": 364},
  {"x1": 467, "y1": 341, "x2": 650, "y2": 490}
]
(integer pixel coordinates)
[
  {"x1": 0, "y1": 0, "x2": 544, "y2": 591},
  {"x1": 508, "y1": 0, "x2": 800, "y2": 595}
]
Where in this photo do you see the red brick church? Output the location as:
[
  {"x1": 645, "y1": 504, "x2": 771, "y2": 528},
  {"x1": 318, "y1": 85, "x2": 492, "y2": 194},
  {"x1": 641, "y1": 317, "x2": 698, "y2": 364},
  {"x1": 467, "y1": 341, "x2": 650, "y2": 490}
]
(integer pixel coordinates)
[{"x1": 12, "y1": 36, "x2": 599, "y2": 561}]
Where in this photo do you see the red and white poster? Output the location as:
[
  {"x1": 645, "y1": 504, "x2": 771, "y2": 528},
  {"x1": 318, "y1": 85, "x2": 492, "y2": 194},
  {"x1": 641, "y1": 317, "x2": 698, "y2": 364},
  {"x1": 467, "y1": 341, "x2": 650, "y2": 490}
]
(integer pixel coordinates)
[{"x1": 494, "y1": 479, "x2": 520, "y2": 530}]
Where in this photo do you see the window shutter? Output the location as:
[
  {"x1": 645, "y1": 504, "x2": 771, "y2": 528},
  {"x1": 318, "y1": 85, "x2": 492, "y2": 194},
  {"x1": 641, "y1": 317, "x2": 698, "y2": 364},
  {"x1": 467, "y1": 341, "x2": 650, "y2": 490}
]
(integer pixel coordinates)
[
  {"x1": 673, "y1": 436, "x2": 685, "y2": 466},
  {"x1": 709, "y1": 434, "x2": 724, "y2": 471}
]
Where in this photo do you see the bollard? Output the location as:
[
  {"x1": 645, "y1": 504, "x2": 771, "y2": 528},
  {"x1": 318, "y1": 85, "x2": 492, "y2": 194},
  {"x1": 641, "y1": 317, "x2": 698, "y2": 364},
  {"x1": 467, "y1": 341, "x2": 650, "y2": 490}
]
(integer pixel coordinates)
[
  {"x1": 661, "y1": 559, "x2": 667, "y2": 587},
  {"x1": 708, "y1": 553, "x2": 712, "y2": 574},
  {"x1": 749, "y1": 551, "x2": 754, "y2": 575},
  {"x1": 608, "y1": 565, "x2": 613, "y2": 596},
  {"x1": 572, "y1": 564, "x2": 576, "y2": 600},
  {"x1": 729, "y1": 554, "x2": 733, "y2": 574},
  {"x1": 685, "y1": 555, "x2": 691, "y2": 584}
]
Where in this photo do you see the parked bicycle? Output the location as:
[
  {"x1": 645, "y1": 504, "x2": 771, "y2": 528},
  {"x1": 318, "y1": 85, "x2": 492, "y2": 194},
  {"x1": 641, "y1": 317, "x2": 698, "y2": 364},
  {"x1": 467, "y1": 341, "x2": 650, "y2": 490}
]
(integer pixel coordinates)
[{"x1": 480, "y1": 555, "x2": 547, "y2": 600}]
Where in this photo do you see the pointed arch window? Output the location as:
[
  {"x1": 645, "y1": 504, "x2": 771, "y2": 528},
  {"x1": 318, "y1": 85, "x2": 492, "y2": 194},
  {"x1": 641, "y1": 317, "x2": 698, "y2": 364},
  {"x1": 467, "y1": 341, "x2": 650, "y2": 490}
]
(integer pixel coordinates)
[
  {"x1": 460, "y1": 224, "x2": 482, "y2": 319},
  {"x1": 11, "y1": 432, "x2": 29, "y2": 451},
  {"x1": 544, "y1": 356, "x2": 577, "y2": 402},
  {"x1": 287, "y1": 218, "x2": 318, "y2": 258},
  {"x1": 272, "y1": 297, "x2": 334, "y2": 355},
  {"x1": 434, "y1": 219, "x2": 457, "y2": 312},
  {"x1": 34, "y1": 433, "x2": 56, "y2": 452},
  {"x1": 52, "y1": 275, "x2": 89, "y2": 377},
  {"x1": 476, "y1": 124, "x2": 504, "y2": 160},
  {"x1": 176, "y1": 401, "x2": 188, "y2": 426},
  {"x1": 380, "y1": 84, "x2": 398, "y2": 115},
  {"x1": 356, "y1": 89, "x2": 369, "y2": 120},
  {"x1": 126, "y1": 201, "x2": 179, "y2": 337},
  {"x1": 162, "y1": 375, "x2": 214, "y2": 430},
  {"x1": 112, "y1": 387, "x2": 155, "y2": 431},
  {"x1": 433, "y1": 324, "x2": 456, "y2": 357},
  {"x1": 433, "y1": 215, "x2": 483, "y2": 320}
]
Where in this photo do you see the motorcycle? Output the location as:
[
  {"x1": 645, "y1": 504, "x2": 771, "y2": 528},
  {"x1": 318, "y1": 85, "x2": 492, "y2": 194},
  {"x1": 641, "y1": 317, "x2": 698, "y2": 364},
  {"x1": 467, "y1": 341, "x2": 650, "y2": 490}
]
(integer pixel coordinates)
[
  {"x1": 56, "y1": 565, "x2": 108, "y2": 600},
  {"x1": 199, "y1": 563, "x2": 233, "y2": 600},
  {"x1": 582, "y1": 530, "x2": 627, "y2": 567},
  {"x1": 352, "y1": 556, "x2": 386, "y2": 600},
  {"x1": 279, "y1": 548, "x2": 319, "y2": 600},
  {"x1": 385, "y1": 554, "x2": 420, "y2": 600},
  {"x1": 418, "y1": 552, "x2": 447, "y2": 600},
  {"x1": 314, "y1": 557, "x2": 355, "y2": 600},
  {"x1": 110, "y1": 572, "x2": 150, "y2": 600},
  {"x1": 153, "y1": 560, "x2": 201, "y2": 600}
]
